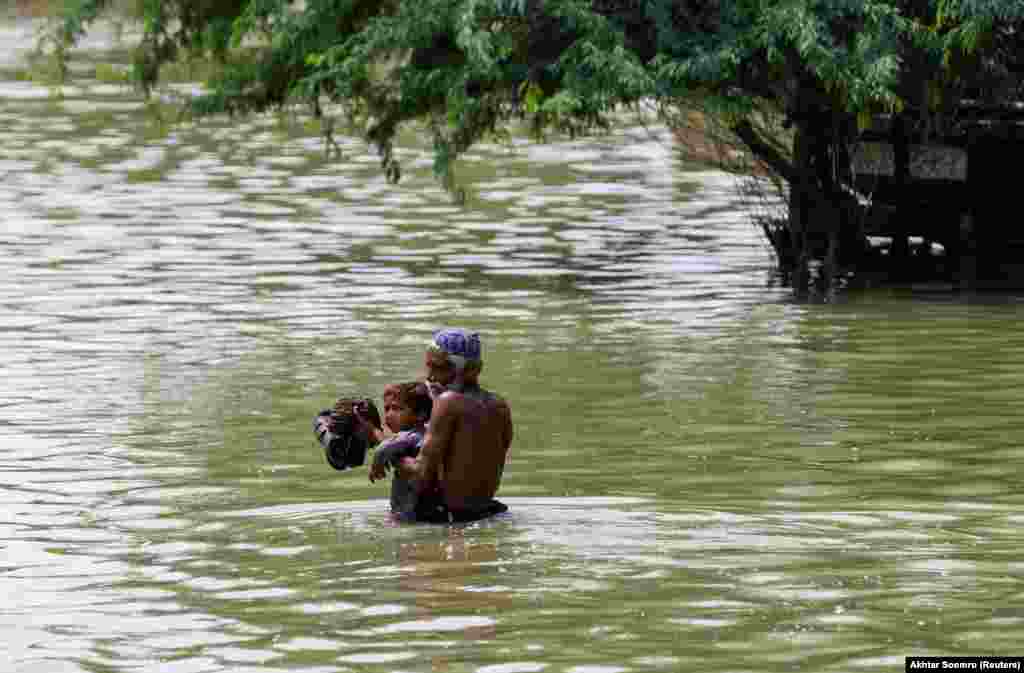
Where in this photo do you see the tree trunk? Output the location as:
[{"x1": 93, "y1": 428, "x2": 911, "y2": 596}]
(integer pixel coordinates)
[
  {"x1": 890, "y1": 114, "x2": 910, "y2": 263},
  {"x1": 732, "y1": 86, "x2": 867, "y2": 291},
  {"x1": 789, "y1": 122, "x2": 814, "y2": 291}
]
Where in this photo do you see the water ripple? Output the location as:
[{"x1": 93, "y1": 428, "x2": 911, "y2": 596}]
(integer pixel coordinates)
[{"x1": 5, "y1": 21, "x2": 1024, "y2": 673}]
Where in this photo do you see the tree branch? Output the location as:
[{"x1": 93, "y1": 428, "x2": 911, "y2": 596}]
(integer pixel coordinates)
[{"x1": 731, "y1": 119, "x2": 796, "y2": 184}]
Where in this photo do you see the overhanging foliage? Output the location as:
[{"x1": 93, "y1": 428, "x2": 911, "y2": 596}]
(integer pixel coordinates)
[{"x1": 49, "y1": 0, "x2": 1024, "y2": 285}]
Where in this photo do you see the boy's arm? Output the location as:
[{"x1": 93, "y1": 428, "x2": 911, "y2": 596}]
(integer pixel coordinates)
[
  {"x1": 375, "y1": 434, "x2": 419, "y2": 464},
  {"x1": 372, "y1": 441, "x2": 402, "y2": 467},
  {"x1": 369, "y1": 433, "x2": 418, "y2": 482}
]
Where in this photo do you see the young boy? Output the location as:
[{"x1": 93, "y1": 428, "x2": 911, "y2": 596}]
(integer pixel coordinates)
[{"x1": 369, "y1": 381, "x2": 433, "y2": 520}]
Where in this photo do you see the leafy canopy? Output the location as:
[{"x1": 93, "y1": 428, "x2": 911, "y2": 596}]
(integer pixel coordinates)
[{"x1": 53, "y1": 0, "x2": 1024, "y2": 191}]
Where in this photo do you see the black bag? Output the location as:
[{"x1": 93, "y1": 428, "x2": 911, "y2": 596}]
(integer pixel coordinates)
[{"x1": 313, "y1": 397, "x2": 381, "y2": 471}]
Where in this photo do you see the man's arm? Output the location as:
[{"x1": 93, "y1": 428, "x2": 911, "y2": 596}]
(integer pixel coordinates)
[
  {"x1": 500, "y1": 399, "x2": 513, "y2": 451},
  {"x1": 400, "y1": 393, "x2": 457, "y2": 490}
]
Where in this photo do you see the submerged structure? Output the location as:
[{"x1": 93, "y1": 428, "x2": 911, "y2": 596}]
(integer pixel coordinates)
[{"x1": 850, "y1": 102, "x2": 1024, "y2": 287}]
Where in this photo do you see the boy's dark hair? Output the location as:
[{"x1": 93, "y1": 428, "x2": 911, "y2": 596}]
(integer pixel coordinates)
[{"x1": 396, "y1": 381, "x2": 433, "y2": 421}]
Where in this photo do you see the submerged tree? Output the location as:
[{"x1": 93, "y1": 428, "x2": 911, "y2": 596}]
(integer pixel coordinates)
[
  {"x1": 53, "y1": 0, "x2": 1024, "y2": 289},
  {"x1": 648, "y1": 0, "x2": 1024, "y2": 287}
]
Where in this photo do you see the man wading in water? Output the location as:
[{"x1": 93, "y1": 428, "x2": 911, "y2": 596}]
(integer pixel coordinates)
[{"x1": 395, "y1": 328, "x2": 513, "y2": 523}]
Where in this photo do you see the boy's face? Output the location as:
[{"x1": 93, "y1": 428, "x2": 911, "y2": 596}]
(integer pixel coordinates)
[
  {"x1": 382, "y1": 384, "x2": 401, "y2": 404},
  {"x1": 384, "y1": 399, "x2": 419, "y2": 432}
]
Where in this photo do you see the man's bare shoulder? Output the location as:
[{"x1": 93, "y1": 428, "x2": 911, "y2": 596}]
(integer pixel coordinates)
[
  {"x1": 479, "y1": 388, "x2": 510, "y2": 412},
  {"x1": 431, "y1": 390, "x2": 461, "y2": 415},
  {"x1": 440, "y1": 386, "x2": 510, "y2": 413}
]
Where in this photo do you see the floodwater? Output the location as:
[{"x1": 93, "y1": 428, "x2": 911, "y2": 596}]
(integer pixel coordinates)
[{"x1": 3, "y1": 18, "x2": 1024, "y2": 673}]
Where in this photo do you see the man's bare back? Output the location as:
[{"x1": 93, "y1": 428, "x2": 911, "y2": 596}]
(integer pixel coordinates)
[{"x1": 417, "y1": 384, "x2": 512, "y2": 510}]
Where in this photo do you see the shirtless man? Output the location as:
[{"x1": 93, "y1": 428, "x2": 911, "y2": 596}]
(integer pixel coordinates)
[{"x1": 397, "y1": 328, "x2": 513, "y2": 524}]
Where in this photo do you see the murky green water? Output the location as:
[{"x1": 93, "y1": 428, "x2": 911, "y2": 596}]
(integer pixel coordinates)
[{"x1": 4, "y1": 20, "x2": 1024, "y2": 673}]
